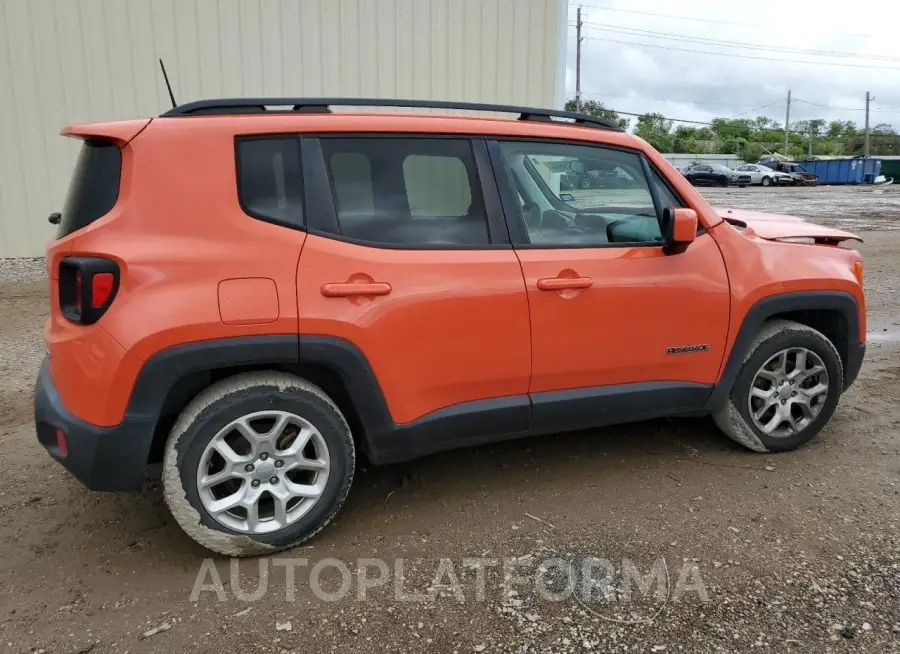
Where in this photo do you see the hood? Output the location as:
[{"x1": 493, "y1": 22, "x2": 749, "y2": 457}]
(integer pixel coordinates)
[{"x1": 713, "y1": 207, "x2": 862, "y2": 245}]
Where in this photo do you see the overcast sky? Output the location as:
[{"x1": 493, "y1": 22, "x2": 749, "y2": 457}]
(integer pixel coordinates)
[{"x1": 565, "y1": 0, "x2": 900, "y2": 130}]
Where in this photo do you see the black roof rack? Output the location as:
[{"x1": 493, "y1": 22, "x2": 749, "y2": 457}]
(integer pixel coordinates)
[{"x1": 159, "y1": 97, "x2": 622, "y2": 131}]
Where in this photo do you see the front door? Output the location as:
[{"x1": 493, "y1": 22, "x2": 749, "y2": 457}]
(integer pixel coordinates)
[{"x1": 490, "y1": 139, "x2": 730, "y2": 431}]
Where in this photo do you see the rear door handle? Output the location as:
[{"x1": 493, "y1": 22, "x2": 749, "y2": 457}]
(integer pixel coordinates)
[
  {"x1": 536, "y1": 277, "x2": 593, "y2": 291},
  {"x1": 321, "y1": 282, "x2": 392, "y2": 297}
]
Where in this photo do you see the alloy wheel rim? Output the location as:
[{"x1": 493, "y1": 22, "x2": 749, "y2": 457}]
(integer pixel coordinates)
[
  {"x1": 747, "y1": 347, "x2": 829, "y2": 438},
  {"x1": 196, "y1": 410, "x2": 330, "y2": 534}
]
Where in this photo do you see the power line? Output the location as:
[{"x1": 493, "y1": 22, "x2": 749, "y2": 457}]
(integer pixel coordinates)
[
  {"x1": 729, "y1": 100, "x2": 786, "y2": 118},
  {"x1": 578, "y1": 90, "x2": 773, "y2": 109},
  {"x1": 580, "y1": 21, "x2": 900, "y2": 62},
  {"x1": 792, "y1": 98, "x2": 900, "y2": 113},
  {"x1": 581, "y1": 35, "x2": 900, "y2": 71},
  {"x1": 793, "y1": 98, "x2": 865, "y2": 111},
  {"x1": 569, "y1": 2, "x2": 872, "y2": 39},
  {"x1": 575, "y1": 95, "x2": 880, "y2": 140}
]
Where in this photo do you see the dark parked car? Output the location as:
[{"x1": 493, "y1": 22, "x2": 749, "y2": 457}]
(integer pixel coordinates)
[{"x1": 683, "y1": 164, "x2": 750, "y2": 187}]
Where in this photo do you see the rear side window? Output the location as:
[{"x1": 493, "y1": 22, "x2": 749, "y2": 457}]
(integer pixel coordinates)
[
  {"x1": 320, "y1": 137, "x2": 489, "y2": 246},
  {"x1": 236, "y1": 137, "x2": 304, "y2": 228},
  {"x1": 58, "y1": 141, "x2": 121, "y2": 238}
]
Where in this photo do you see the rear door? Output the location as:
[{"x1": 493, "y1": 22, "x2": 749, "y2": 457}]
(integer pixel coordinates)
[
  {"x1": 488, "y1": 138, "x2": 730, "y2": 431},
  {"x1": 295, "y1": 136, "x2": 531, "y2": 432}
]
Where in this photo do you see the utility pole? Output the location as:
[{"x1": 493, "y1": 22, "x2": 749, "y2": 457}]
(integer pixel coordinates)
[
  {"x1": 808, "y1": 124, "x2": 813, "y2": 158},
  {"x1": 575, "y1": 6, "x2": 583, "y2": 113},
  {"x1": 864, "y1": 91, "x2": 873, "y2": 157},
  {"x1": 783, "y1": 90, "x2": 791, "y2": 153}
]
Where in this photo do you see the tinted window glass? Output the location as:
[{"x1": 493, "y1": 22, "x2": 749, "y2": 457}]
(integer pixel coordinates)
[
  {"x1": 237, "y1": 137, "x2": 304, "y2": 227},
  {"x1": 58, "y1": 141, "x2": 121, "y2": 238},
  {"x1": 650, "y1": 168, "x2": 682, "y2": 210},
  {"x1": 498, "y1": 141, "x2": 662, "y2": 246},
  {"x1": 321, "y1": 138, "x2": 489, "y2": 246}
]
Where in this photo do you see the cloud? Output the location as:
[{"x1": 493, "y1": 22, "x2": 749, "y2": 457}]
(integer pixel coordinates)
[{"x1": 566, "y1": 0, "x2": 900, "y2": 128}]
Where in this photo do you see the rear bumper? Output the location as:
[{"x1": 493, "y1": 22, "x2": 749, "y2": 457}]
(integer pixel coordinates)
[
  {"x1": 34, "y1": 359, "x2": 155, "y2": 492},
  {"x1": 843, "y1": 341, "x2": 866, "y2": 391}
]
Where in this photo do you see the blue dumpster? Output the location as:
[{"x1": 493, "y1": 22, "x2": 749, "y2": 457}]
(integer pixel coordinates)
[{"x1": 795, "y1": 158, "x2": 881, "y2": 185}]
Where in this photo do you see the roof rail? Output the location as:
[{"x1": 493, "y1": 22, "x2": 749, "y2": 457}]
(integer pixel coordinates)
[{"x1": 159, "y1": 97, "x2": 622, "y2": 131}]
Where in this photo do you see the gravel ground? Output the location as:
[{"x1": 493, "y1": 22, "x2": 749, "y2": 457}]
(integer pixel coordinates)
[
  {"x1": 0, "y1": 185, "x2": 898, "y2": 653},
  {"x1": 0, "y1": 258, "x2": 45, "y2": 285}
]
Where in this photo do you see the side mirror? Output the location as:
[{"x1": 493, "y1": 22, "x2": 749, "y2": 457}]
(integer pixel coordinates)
[
  {"x1": 662, "y1": 207, "x2": 697, "y2": 253},
  {"x1": 568, "y1": 160, "x2": 585, "y2": 174}
]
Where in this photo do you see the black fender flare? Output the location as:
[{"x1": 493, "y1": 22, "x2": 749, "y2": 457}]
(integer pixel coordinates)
[
  {"x1": 704, "y1": 290, "x2": 864, "y2": 410},
  {"x1": 127, "y1": 335, "x2": 300, "y2": 420},
  {"x1": 129, "y1": 334, "x2": 431, "y2": 464}
]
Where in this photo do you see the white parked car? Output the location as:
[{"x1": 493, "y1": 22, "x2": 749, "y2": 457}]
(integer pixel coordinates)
[{"x1": 734, "y1": 164, "x2": 794, "y2": 187}]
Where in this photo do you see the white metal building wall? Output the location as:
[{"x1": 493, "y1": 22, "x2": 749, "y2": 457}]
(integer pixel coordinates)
[{"x1": 0, "y1": 0, "x2": 566, "y2": 258}]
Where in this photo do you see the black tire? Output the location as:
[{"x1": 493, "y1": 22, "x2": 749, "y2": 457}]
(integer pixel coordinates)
[
  {"x1": 761, "y1": 176, "x2": 772, "y2": 187},
  {"x1": 712, "y1": 320, "x2": 844, "y2": 453},
  {"x1": 718, "y1": 176, "x2": 728, "y2": 187},
  {"x1": 162, "y1": 372, "x2": 355, "y2": 557}
]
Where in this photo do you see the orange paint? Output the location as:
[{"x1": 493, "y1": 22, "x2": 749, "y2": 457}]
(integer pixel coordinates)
[{"x1": 44, "y1": 109, "x2": 864, "y2": 428}]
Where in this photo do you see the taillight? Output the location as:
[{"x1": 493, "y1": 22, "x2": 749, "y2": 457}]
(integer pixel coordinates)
[
  {"x1": 59, "y1": 257, "x2": 120, "y2": 324},
  {"x1": 92, "y1": 272, "x2": 115, "y2": 306}
]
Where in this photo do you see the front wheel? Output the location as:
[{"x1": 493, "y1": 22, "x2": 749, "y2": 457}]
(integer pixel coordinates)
[
  {"x1": 761, "y1": 176, "x2": 772, "y2": 187},
  {"x1": 719, "y1": 176, "x2": 728, "y2": 187},
  {"x1": 712, "y1": 320, "x2": 844, "y2": 453},
  {"x1": 162, "y1": 372, "x2": 356, "y2": 556}
]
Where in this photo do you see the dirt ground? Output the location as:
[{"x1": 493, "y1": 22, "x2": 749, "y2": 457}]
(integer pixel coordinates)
[{"x1": 0, "y1": 186, "x2": 897, "y2": 654}]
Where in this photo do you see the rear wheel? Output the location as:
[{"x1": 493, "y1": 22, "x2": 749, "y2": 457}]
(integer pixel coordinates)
[
  {"x1": 162, "y1": 372, "x2": 355, "y2": 556},
  {"x1": 712, "y1": 320, "x2": 843, "y2": 453},
  {"x1": 761, "y1": 176, "x2": 772, "y2": 187}
]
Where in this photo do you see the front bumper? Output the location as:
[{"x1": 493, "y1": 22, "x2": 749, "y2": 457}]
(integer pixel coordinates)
[
  {"x1": 843, "y1": 341, "x2": 866, "y2": 391},
  {"x1": 34, "y1": 359, "x2": 155, "y2": 492}
]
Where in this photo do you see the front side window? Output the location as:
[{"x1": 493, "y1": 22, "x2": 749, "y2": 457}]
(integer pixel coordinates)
[
  {"x1": 497, "y1": 141, "x2": 664, "y2": 246},
  {"x1": 320, "y1": 138, "x2": 489, "y2": 246}
]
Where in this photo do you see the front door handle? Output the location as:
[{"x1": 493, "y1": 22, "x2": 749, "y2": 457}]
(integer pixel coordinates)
[
  {"x1": 536, "y1": 277, "x2": 593, "y2": 291},
  {"x1": 321, "y1": 282, "x2": 392, "y2": 298}
]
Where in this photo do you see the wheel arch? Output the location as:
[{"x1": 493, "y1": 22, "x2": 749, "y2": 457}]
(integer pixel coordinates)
[
  {"x1": 705, "y1": 291, "x2": 863, "y2": 410},
  {"x1": 137, "y1": 335, "x2": 389, "y2": 467}
]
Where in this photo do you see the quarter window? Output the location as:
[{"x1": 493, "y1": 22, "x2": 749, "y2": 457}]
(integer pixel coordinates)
[
  {"x1": 320, "y1": 138, "x2": 489, "y2": 246},
  {"x1": 236, "y1": 137, "x2": 304, "y2": 227},
  {"x1": 497, "y1": 141, "x2": 664, "y2": 246}
]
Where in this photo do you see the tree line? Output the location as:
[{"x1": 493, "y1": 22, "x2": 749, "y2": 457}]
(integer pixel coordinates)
[{"x1": 566, "y1": 99, "x2": 899, "y2": 161}]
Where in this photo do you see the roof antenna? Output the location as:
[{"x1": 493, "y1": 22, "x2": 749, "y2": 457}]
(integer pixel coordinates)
[{"x1": 158, "y1": 58, "x2": 177, "y2": 109}]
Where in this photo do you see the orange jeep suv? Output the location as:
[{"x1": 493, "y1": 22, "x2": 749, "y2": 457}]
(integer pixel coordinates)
[{"x1": 35, "y1": 98, "x2": 866, "y2": 556}]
